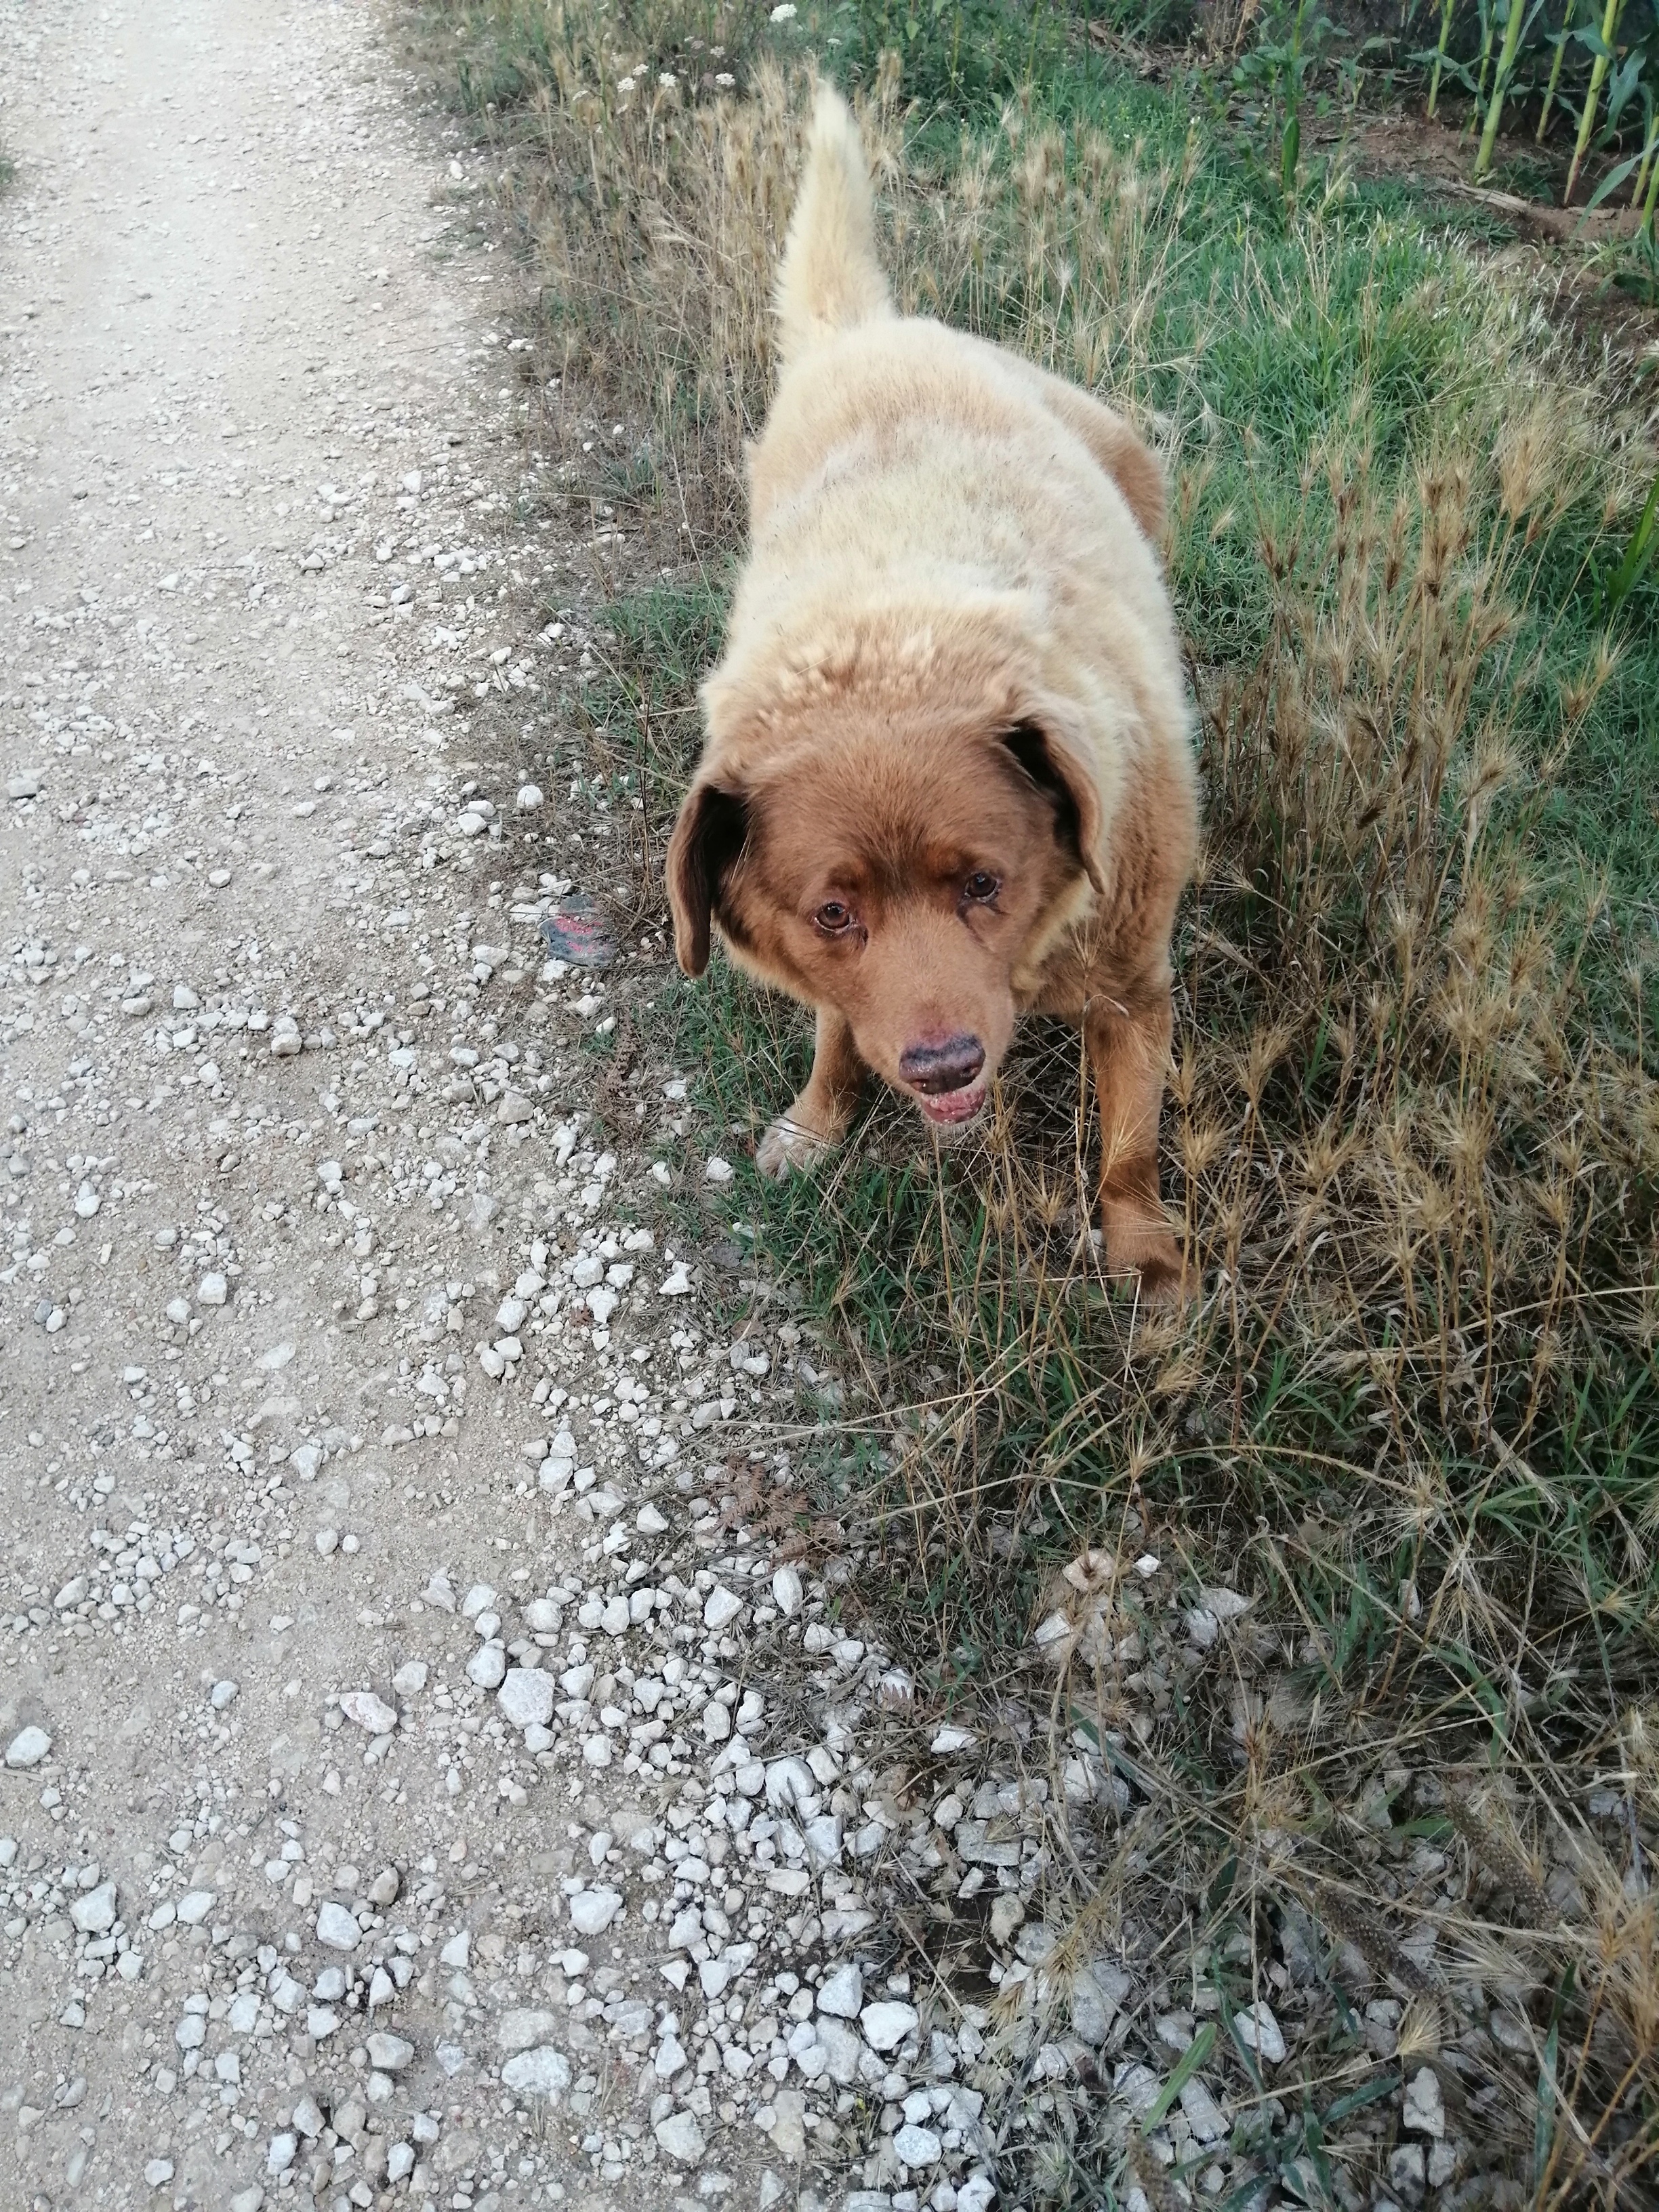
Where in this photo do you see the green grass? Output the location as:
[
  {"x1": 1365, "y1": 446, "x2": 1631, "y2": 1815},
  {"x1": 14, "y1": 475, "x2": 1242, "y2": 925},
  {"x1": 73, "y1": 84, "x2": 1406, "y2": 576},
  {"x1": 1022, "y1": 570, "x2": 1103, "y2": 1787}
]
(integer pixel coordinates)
[{"x1": 434, "y1": 0, "x2": 1659, "y2": 2196}]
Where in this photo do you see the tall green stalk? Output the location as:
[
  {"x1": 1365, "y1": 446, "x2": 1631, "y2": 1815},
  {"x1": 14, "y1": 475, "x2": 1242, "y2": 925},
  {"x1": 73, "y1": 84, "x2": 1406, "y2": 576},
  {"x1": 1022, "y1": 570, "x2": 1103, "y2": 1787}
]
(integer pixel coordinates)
[
  {"x1": 1563, "y1": 0, "x2": 1627, "y2": 202},
  {"x1": 1468, "y1": 0, "x2": 1499, "y2": 134},
  {"x1": 1643, "y1": 143, "x2": 1659, "y2": 232},
  {"x1": 1536, "y1": 7, "x2": 1572, "y2": 138},
  {"x1": 1635, "y1": 129, "x2": 1656, "y2": 213},
  {"x1": 1428, "y1": 0, "x2": 1456, "y2": 117},
  {"x1": 1475, "y1": 0, "x2": 1531, "y2": 174}
]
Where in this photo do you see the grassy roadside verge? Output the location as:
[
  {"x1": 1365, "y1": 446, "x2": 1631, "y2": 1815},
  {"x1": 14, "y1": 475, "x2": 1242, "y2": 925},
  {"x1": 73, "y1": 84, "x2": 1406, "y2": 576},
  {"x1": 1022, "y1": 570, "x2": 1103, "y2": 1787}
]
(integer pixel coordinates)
[{"x1": 421, "y1": 2, "x2": 1658, "y2": 2201}]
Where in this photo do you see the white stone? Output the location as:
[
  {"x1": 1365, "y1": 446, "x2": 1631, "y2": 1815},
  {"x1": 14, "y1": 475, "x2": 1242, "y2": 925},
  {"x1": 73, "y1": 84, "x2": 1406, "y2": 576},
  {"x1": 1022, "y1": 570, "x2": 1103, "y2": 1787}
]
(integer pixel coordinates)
[
  {"x1": 176, "y1": 1889, "x2": 216, "y2": 1926},
  {"x1": 1233, "y1": 2000, "x2": 1286, "y2": 2066},
  {"x1": 568, "y1": 1888, "x2": 622, "y2": 1936},
  {"x1": 70, "y1": 1881, "x2": 117, "y2": 1934},
  {"x1": 861, "y1": 2001, "x2": 920, "y2": 2052},
  {"x1": 392, "y1": 1660, "x2": 428, "y2": 1696},
  {"x1": 515, "y1": 783, "x2": 544, "y2": 813},
  {"x1": 497, "y1": 1668, "x2": 555, "y2": 1729},
  {"x1": 315, "y1": 1902, "x2": 361, "y2": 1952},
  {"x1": 1403, "y1": 2065, "x2": 1446, "y2": 2137},
  {"x1": 467, "y1": 1642, "x2": 507, "y2": 1689},
  {"x1": 1179, "y1": 2075, "x2": 1230, "y2": 2144},
  {"x1": 499, "y1": 2008, "x2": 560, "y2": 2053},
  {"x1": 4, "y1": 1725, "x2": 51, "y2": 1769},
  {"x1": 816, "y1": 2019, "x2": 863, "y2": 2084},
  {"x1": 771, "y1": 1565, "x2": 803, "y2": 1616},
  {"x1": 703, "y1": 1155, "x2": 734, "y2": 1183},
  {"x1": 703, "y1": 1585, "x2": 743, "y2": 1631},
  {"x1": 197, "y1": 1272, "x2": 228, "y2": 1307},
  {"x1": 367, "y1": 2032, "x2": 415, "y2": 2073},
  {"x1": 502, "y1": 2046, "x2": 571, "y2": 2098},
  {"x1": 817, "y1": 1963, "x2": 863, "y2": 2018},
  {"x1": 653, "y1": 2110, "x2": 705, "y2": 2163},
  {"x1": 339, "y1": 1691, "x2": 397, "y2": 1735},
  {"x1": 930, "y1": 1723, "x2": 975, "y2": 1754},
  {"x1": 267, "y1": 2133, "x2": 296, "y2": 2174},
  {"x1": 895, "y1": 2122, "x2": 942, "y2": 2168}
]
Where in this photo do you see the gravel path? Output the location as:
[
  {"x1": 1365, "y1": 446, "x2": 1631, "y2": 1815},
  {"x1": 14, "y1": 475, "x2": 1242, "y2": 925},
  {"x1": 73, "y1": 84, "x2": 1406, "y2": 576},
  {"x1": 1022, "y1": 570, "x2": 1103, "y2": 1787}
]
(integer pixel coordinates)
[{"x1": 0, "y1": 7, "x2": 1037, "y2": 2212}]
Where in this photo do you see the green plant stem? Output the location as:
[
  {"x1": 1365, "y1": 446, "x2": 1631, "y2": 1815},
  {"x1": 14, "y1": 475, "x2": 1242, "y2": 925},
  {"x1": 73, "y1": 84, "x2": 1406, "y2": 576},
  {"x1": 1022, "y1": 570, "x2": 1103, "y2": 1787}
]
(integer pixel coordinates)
[
  {"x1": 1603, "y1": 472, "x2": 1659, "y2": 613},
  {"x1": 1563, "y1": 0, "x2": 1626, "y2": 203},
  {"x1": 1428, "y1": 0, "x2": 1456, "y2": 117},
  {"x1": 1633, "y1": 127, "x2": 1656, "y2": 211},
  {"x1": 1282, "y1": 0, "x2": 1312, "y2": 201},
  {"x1": 1536, "y1": 13, "x2": 1570, "y2": 140},
  {"x1": 1475, "y1": 0, "x2": 1530, "y2": 175},
  {"x1": 1468, "y1": 0, "x2": 1499, "y2": 136},
  {"x1": 1644, "y1": 140, "x2": 1659, "y2": 230}
]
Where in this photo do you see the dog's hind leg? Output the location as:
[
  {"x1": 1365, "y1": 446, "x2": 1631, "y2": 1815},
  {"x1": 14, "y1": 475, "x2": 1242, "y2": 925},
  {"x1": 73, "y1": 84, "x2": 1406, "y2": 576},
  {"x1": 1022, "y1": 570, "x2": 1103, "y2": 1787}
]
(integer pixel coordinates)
[
  {"x1": 1084, "y1": 985, "x2": 1189, "y2": 1304},
  {"x1": 756, "y1": 1006, "x2": 867, "y2": 1180}
]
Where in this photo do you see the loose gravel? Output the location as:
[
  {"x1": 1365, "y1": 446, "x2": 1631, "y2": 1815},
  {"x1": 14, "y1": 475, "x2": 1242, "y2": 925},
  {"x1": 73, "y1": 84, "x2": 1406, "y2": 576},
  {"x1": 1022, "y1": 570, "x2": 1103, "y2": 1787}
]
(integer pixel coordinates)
[{"x1": 0, "y1": 5, "x2": 1183, "y2": 2212}]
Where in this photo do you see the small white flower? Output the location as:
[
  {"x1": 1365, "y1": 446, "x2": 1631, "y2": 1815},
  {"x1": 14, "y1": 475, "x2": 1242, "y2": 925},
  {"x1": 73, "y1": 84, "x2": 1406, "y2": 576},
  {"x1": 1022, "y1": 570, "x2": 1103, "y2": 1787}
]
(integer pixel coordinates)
[
  {"x1": 658, "y1": 70, "x2": 676, "y2": 87},
  {"x1": 714, "y1": 71, "x2": 735, "y2": 87},
  {"x1": 617, "y1": 73, "x2": 636, "y2": 93},
  {"x1": 770, "y1": 3, "x2": 798, "y2": 19}
]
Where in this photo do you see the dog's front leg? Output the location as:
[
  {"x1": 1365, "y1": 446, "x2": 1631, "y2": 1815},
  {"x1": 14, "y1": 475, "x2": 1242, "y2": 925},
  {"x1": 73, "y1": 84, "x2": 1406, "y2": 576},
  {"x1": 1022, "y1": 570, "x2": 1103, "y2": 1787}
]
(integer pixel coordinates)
[
  {"x1": 756, "y1": 1006, "x2": 867, "y2": 1180},
  {"x1": 1084, "y1": 984, "x2": 1189, "y2": 1303}
]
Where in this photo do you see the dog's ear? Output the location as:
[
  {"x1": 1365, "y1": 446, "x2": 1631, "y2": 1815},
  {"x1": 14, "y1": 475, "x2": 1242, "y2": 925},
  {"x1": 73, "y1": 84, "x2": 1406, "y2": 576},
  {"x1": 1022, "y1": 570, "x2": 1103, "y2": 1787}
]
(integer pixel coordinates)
[
  {"x1": 665, "y1": 773, "x2": 751, "y2": 977},
  {"x1": 1002, "y1": 718, "x2": 1105, "y2": 894}
]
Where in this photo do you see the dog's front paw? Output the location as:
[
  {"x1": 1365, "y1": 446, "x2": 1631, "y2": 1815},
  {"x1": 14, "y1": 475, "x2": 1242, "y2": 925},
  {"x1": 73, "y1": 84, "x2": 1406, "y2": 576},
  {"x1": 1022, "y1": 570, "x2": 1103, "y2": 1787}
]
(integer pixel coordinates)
[
  {"x1": 1103, "y1": 1217, "x2": 1193, "y2": 1307},
  {"x1": 756, "y1": 1111, "x2": 837, "y2": 1180}
]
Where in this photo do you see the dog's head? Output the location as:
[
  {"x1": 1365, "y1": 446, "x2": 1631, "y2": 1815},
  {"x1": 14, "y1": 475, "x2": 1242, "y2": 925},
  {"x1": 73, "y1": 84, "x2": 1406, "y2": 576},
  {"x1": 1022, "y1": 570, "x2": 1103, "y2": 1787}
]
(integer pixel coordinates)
[{"x1": 667, "y1": 653, "x2": 1103, "y2": 1130}]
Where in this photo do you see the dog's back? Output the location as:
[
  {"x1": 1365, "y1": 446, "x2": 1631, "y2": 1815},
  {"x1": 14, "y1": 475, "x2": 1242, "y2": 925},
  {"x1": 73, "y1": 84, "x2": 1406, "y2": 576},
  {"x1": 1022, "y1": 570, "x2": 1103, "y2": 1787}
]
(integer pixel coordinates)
[{"x1": 725, "y1": 90, "x2": 1185, "y2": 857}]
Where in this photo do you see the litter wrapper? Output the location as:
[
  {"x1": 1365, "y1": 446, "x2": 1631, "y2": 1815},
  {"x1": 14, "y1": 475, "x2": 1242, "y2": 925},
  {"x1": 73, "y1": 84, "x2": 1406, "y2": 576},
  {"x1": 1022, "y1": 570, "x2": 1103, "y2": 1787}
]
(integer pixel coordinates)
[{"x1": 540, "y1": 895, "x2": 616, "y2": 970}]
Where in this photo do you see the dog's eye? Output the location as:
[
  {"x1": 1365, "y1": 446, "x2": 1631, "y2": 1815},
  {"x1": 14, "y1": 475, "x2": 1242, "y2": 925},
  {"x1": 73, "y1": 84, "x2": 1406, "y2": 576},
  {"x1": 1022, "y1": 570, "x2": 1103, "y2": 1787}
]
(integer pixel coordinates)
[
  {"x1": 963, "y1": 872, "x2": 1000, "y2": 904},
  {"x1": 813, "y1": 900, "x2": 853, "y2": 935}
]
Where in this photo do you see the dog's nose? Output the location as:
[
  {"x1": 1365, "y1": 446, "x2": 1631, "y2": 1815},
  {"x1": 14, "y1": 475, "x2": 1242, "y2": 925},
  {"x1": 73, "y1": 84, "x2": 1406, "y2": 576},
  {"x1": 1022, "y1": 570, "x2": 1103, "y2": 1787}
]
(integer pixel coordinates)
[{"x1": 899, "y1": 1033, "x2": 985, "y2": 1094}]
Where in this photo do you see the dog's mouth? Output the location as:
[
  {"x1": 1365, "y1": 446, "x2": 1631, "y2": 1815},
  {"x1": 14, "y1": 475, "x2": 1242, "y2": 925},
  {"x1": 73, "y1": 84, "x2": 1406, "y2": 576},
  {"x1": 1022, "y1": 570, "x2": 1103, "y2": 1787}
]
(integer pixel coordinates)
[{"x1": 914, "y1": 1084, "x2": 987, "y2": 1129}]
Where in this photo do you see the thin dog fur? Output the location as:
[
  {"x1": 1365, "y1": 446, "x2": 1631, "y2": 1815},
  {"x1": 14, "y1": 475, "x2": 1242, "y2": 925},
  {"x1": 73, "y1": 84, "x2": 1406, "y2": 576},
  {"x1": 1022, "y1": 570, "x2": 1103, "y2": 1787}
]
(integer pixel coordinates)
[{"x1": 666, "y1": 86, "x2": 1197, "y2": 1300}]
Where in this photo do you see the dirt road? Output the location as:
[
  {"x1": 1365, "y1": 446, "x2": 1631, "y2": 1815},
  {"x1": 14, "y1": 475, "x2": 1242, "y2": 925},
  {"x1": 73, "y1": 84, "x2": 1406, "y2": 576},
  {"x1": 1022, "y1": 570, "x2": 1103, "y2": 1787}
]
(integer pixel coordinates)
[{"x1": 0, "y1": 5, "x2": 1029, "y2": 2210}]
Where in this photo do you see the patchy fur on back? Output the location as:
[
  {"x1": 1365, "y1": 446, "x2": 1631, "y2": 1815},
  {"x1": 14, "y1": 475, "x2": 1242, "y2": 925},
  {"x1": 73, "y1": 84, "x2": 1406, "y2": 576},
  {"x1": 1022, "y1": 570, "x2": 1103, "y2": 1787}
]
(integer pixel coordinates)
[{"x1": 667, "y1": 85, "x2": 1199, "y2": 1300}]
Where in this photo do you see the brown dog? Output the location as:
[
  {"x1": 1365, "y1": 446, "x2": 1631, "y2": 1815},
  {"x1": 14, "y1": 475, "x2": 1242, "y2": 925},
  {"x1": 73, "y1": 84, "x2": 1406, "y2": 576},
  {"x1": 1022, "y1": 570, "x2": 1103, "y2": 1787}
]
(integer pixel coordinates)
[{"x1": 666, "y1": 88, "x2": 1197, "y2": 1300}]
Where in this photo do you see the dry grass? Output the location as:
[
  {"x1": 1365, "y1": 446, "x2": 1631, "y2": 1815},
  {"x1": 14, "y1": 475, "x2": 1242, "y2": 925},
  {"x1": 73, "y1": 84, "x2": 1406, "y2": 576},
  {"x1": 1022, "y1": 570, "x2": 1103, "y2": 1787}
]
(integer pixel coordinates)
[{"x1": 429, "y1": 0, "x2": 1659, "y2": 2198}]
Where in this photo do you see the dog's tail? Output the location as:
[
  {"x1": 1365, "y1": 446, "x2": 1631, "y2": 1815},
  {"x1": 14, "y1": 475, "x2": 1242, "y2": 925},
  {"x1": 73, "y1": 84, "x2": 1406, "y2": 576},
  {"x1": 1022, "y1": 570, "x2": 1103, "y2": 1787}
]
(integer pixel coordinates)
[{"x1": 775, "y1": 85, "x2": 892, "y2": 367}]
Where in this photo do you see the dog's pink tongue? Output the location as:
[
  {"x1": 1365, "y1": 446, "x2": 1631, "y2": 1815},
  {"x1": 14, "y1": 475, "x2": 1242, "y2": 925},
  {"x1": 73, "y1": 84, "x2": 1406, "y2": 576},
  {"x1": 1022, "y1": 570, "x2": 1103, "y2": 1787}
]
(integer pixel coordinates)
[{"x1": 919, "y1": 1086, "x2": 985, "y2": 1126}]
